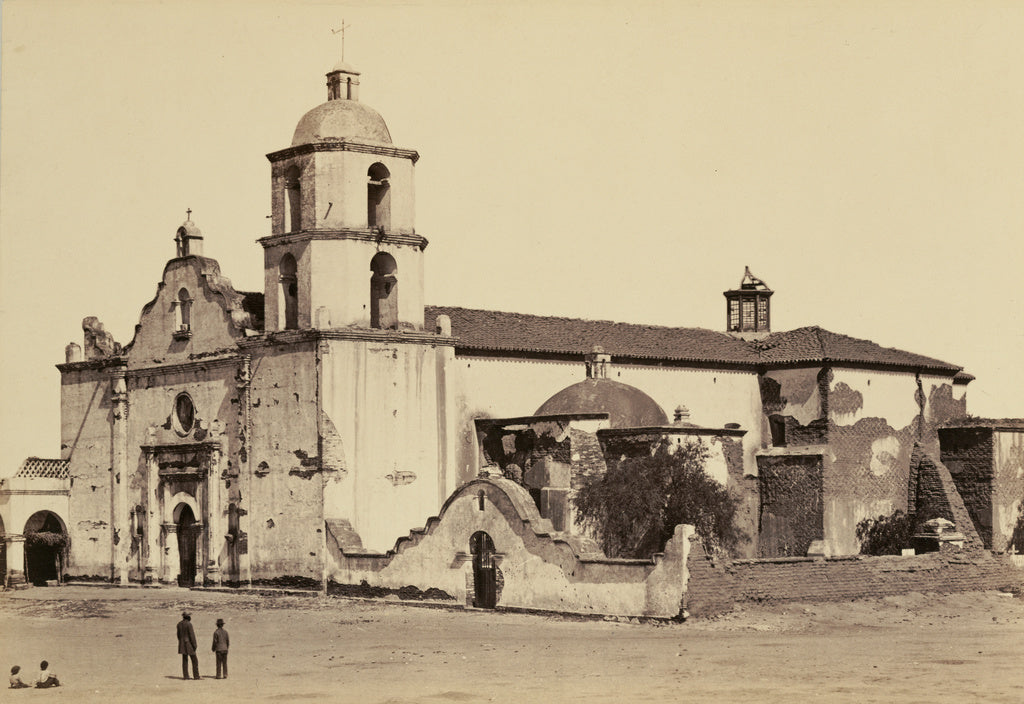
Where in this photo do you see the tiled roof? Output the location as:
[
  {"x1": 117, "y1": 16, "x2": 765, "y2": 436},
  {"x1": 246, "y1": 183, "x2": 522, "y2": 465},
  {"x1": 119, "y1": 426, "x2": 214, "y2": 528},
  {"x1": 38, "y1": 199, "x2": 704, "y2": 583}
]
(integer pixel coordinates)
[
  {"x1": 425, "y1": 306, "x2": 757, "y2": 364},
  {"x1": 754, "y1": 327, "x2": 961, "y2": 372},
  {"x1": 16, "y1": 458, "x2": 70, "y2": 479},
  {"x1": 424, "y1": 306, "x2": 962, "y2": 373}
]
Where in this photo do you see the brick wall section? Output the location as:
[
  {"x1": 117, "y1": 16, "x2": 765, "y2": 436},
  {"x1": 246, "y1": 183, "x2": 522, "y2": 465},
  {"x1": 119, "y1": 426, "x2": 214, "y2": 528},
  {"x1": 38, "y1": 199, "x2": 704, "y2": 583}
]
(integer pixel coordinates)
[
  {"x1": 938, "y1": 427, "x2": 995, "y2": 548},
  {"x1": 684, "y1": 535, "x2": 1023, "y2": 618},
  {"x1": 756, "y1": 454, "x2": 823, "y2": 557},
  {"x1": 912, "y1": 444, "x2": 985, "y2": 551}
]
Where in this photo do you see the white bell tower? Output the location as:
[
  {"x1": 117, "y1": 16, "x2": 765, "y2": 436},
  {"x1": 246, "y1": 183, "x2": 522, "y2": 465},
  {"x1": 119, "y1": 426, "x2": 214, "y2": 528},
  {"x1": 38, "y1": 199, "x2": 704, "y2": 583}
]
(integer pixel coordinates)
[{"x1": 260, "y1": 63, "x2": 426, "y2": 332}]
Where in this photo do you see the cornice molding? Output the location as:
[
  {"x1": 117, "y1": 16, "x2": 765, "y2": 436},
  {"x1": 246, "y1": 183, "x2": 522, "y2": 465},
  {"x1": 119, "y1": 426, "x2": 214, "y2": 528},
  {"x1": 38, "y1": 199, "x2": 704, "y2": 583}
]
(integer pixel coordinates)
[
  {"x1": 266, "y1": 140, "x2": 419, "y2": 163},
  {"x1": 257, "y1": 229, "x2": 428, "y2": 250},
  {"x1": 125, "y1": 355, "x2": 244, "y2": 379},
  {"x1": 239, "y1": 327, "x2": 456, "y2": 350},
  {"x1": 56, "y1": 357, "x2": 126, "y2": 373}
]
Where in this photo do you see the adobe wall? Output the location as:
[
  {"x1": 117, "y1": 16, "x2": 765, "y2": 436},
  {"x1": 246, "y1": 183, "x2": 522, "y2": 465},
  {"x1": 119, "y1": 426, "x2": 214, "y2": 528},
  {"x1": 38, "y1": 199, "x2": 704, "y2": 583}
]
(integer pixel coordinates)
[
  {"x1": 994, "y1": 430, "x2": 1024, "y2": 553},
  {"x1": 320, "y1": 337, "x2": 452, "y2": 553},
  {"x1": 60, "y1": 365, "x2": 117, "y2": 577},
  {"x1": 756, "y1": 453, "x2": 823, "y2": 558},
  {"x1": 247, "y1": 343, "x2": 322, "y2": 579},
  {"x1": 825, "y1": 369, "x2": 964, "y2": 556},
  {"x1": 685, "y1": 539, "x2": 1023, "y2": 618},
  {"x1": 326, "y1": 478, "x2": 694, "y2": 619}
]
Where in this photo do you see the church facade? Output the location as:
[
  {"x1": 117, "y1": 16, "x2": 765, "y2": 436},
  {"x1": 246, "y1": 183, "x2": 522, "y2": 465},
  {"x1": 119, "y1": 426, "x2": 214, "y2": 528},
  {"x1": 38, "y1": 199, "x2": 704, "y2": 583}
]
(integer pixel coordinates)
[{"x1": 4, "y1": 62, "x2": 1017, "y2": 610}]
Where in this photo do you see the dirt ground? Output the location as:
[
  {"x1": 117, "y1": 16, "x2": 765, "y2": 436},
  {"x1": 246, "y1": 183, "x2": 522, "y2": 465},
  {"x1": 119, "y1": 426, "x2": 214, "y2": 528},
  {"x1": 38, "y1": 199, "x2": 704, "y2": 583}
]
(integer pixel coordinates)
[{"x1": 1, "y1": 586, "x2": 1022, "y2": 703}]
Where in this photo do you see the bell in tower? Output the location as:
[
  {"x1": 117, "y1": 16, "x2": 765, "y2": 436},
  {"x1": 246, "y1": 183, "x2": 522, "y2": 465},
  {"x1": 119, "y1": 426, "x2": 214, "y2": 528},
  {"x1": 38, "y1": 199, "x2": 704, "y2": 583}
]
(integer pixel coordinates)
[{"x1": 724, "y1": 266, "x2": 773, "y2": 338}]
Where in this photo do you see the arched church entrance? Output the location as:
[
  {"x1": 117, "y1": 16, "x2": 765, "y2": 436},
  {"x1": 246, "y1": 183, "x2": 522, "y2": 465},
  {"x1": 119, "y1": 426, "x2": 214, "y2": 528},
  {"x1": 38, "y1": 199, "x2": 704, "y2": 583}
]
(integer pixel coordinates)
[
  {"x1": 23, "y1": 511, "x2": 67, "y2": 586},
  {"x1": 470, "y1": 531, "x2": 497, "y2": 609},
  {"x1": 176, "y1": 505, "x2": 199, "y2": 588}
]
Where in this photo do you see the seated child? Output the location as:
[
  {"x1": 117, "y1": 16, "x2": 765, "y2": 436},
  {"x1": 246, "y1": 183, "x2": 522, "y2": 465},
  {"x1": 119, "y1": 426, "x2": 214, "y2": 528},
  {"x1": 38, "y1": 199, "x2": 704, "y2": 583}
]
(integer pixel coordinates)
[
  {"x1": 35, "y1": 661, "x2": 60, "y2": 688},
  {"x1": 9, "y1": 665, "x2": 31, "y2": 688}
]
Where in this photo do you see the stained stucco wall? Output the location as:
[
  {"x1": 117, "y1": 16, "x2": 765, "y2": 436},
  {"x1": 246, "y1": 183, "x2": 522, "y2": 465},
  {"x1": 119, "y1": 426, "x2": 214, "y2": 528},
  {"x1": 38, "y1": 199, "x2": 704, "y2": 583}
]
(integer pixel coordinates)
[
  {"x1": 994, "y1": 430, "x2": 1024, "y2": 553},
  {"x1": 320, "y1": 338, "x2": 450, "y2": 553},
  {"x1": 60, "y1": 366, "x2": 116, "y2": 576},
  {"x1": 247, "y1": 343, "x2": 322, "y2": 578},
  {"x1": 825, "y1": 369, "x2": 964, "y2": 556},
  {"x1": 327, "y1": 479, "x2": 693, "y2": 618}
]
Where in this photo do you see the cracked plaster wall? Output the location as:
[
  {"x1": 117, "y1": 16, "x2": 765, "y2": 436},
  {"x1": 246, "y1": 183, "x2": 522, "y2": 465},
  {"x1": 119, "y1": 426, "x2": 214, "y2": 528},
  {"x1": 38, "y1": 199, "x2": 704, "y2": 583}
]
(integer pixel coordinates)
[
  {"x1": 326, "y1": 478, "x2": 694, "y2": 618},
  {"x1": 60, "y1": 367, "x2": 116, "y2": 577},
  {"x1": 994, "y1": 431, "x2": 1024, "y2": 553},
  {"x1": 320, "y1": 338, "x2": 449, "y2": 553},
  {"x1": 825, "y1": 369, "x2": 965, "y2": 556},
  {"x1": 247, "y1": 344, "x2": 322, "y2": 578}
]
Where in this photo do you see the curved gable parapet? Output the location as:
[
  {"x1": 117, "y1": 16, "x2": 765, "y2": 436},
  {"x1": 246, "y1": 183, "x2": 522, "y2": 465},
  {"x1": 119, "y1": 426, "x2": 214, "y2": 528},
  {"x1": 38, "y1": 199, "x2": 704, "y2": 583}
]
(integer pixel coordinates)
[
  {"x1": 122, "y1": 255, "x2": 260, "y2": 361},
  {"x1": 364, "y1": 478, "x2": 617, "y2": 567}
]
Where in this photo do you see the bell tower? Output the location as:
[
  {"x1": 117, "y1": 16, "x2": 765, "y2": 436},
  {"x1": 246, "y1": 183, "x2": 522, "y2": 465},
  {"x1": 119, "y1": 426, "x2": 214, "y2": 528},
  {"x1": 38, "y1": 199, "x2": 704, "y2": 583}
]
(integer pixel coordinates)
[{"x1": 260, "y1": 63, "x2": 426, "y2": 332}]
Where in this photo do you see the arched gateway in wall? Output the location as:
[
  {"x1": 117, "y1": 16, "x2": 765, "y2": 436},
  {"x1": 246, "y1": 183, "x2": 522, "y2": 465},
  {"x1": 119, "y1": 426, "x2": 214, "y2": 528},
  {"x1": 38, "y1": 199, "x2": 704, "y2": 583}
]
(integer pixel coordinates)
[{"x1": 23, "y1": 511, "x2": 68, "y2": 586}]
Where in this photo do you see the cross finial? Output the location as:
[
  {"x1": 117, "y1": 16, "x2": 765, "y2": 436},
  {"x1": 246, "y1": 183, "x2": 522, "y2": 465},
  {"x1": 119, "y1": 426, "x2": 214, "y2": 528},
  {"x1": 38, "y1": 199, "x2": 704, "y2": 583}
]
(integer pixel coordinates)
[
  {"x1": 186, "y1": 208, "x2": 192, "y2": 221},
  {"x1": 331, "y1": 20, "x2": 351, "y2": 62}
]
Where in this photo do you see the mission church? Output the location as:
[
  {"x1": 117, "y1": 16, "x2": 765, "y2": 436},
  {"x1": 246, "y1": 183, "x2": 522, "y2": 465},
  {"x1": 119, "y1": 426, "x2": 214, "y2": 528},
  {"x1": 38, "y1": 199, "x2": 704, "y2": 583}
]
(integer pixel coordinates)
[{"x1": 2, "y1": 61, "x2": 1019, "y2": 613}]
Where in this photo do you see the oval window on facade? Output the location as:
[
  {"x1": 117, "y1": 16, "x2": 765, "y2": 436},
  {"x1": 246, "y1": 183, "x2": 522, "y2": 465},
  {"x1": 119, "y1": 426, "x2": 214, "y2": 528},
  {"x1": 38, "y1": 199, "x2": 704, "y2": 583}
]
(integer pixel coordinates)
[{"x1": 174, "y1": 393, "x2": 195, "y2": 435}]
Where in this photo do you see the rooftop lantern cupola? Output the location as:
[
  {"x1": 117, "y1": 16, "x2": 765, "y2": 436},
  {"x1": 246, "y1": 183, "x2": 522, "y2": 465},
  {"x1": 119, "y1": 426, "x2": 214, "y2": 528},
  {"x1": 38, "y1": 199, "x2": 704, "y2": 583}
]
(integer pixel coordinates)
[
  {"x1": 724, "y1": 266, "x2": 772, "y2": 337},
  {"x1": 327, "y1": 61, "x2": 360, "y2": 101},
  {"x1": 175, "y1": 212, "x2": 204, "y2": 258}
]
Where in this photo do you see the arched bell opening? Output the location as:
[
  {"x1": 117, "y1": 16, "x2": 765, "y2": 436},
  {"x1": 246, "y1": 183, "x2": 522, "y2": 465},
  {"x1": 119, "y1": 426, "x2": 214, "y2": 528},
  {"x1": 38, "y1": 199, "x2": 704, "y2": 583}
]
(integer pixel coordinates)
[{"x1": 369, "y1": 252, "x2": 398, "y2": 329}]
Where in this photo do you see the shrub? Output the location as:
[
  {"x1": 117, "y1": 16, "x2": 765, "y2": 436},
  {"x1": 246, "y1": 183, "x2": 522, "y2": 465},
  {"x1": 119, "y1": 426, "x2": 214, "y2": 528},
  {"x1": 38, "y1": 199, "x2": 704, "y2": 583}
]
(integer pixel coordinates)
[
  {"x1": 24, "y1": 531, "x2": 68, "y2": 551},
  {"x1": 574, "y1": 439, "x2": 745, "y2": 558},
  {"x1": 856, "y1": 510, "x2": 915, "y2": 555}
]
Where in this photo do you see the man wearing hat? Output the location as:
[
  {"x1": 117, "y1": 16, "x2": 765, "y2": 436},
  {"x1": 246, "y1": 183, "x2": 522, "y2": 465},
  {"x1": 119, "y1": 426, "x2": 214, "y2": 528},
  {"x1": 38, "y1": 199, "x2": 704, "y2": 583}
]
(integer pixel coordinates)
[
  {"x1": 176, "y1": 611, "x2": 199, "y2": 680},
  {"x1": 212, "y1": 618, "x2": 230, "y2": 679}
]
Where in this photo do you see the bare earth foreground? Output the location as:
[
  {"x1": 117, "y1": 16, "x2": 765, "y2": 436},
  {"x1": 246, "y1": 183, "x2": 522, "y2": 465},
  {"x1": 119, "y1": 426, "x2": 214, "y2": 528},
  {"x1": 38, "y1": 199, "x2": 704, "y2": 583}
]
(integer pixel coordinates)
[{"x1": 1, "y1": 586, "x2": 1022, "y2": 703}]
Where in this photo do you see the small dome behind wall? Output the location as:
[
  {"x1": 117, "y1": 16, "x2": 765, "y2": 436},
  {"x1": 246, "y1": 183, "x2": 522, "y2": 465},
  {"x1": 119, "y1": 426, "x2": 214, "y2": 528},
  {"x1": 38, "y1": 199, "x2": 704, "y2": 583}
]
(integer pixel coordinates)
[{"x1": 535, "y1": 378, "x2": 668, "y2": 429}]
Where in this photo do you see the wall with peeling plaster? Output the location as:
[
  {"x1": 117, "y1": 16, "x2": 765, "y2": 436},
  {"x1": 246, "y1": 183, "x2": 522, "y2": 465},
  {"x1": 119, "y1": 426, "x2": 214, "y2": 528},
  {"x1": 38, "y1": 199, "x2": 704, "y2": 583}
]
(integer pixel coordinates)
[
  {"x1": 326, "y1": 478, "x2": 693, "y2": 618},
  {"x1": 994, "y1": 430, "x2": 1024, "y2": 553},
  {"x1": 823, "y1": 369, "x2": 965, "y2": 555},
  {"x1": 60, "y1": 367, "x2": 116, "y2": 576},
  {"x1": 247, "y1": 343, "x2": 321, "y2": 578},
  {"x1": 320, "y1": 338, "x2": 452, "y2": 553}
]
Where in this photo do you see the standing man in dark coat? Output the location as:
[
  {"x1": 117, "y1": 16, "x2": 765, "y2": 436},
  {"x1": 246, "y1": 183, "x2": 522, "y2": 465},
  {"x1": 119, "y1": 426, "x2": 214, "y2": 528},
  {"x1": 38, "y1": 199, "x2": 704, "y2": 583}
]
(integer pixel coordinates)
[
  {"x1": 176, "y1": 611, "x2": 199, "y2": 680},
  {"x1": 212, "y1": 618, "x2": 230, "y2": 679}
]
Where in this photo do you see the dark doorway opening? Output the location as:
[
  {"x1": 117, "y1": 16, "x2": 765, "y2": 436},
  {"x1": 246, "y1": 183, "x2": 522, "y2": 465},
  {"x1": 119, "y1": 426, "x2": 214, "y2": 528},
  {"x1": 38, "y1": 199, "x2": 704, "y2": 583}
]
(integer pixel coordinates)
[
  {"x1": 470, "y1": 531, "x2": 497, "y2": 609},
  {"x1": 177, "y1": 505, "x2": 199, "y2": 588},
  {"x1": 24, "y1": 512, "x2": 66, "y2": 586}
]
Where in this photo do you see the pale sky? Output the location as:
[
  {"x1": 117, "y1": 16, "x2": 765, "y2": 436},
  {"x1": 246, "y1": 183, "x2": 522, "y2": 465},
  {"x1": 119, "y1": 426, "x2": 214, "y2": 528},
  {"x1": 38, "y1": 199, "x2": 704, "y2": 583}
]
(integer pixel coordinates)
[{"x1": 2, "y1": 0, "x2": 1022, "y2": 473}]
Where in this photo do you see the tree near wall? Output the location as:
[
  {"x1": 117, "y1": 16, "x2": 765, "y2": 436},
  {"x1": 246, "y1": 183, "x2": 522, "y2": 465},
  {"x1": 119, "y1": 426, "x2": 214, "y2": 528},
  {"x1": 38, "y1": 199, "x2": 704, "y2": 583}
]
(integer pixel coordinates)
[{"x1": 574, "y1": 440, "x2": 745, "y2": 558}]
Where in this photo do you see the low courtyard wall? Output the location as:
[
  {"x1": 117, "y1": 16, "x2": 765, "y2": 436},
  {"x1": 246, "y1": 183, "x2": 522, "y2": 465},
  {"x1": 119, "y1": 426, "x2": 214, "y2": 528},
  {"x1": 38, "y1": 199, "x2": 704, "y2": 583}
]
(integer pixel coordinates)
[{"x1": 685, "y1": 540, "x2": 1023, "y2": 617}]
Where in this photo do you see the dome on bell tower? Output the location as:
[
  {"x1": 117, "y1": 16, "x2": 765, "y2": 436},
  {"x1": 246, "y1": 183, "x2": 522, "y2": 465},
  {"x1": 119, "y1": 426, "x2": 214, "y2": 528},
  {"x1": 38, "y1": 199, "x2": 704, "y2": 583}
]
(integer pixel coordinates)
[{"x1": 291, "y1": 63, "x2": 392, "y2": 146}]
